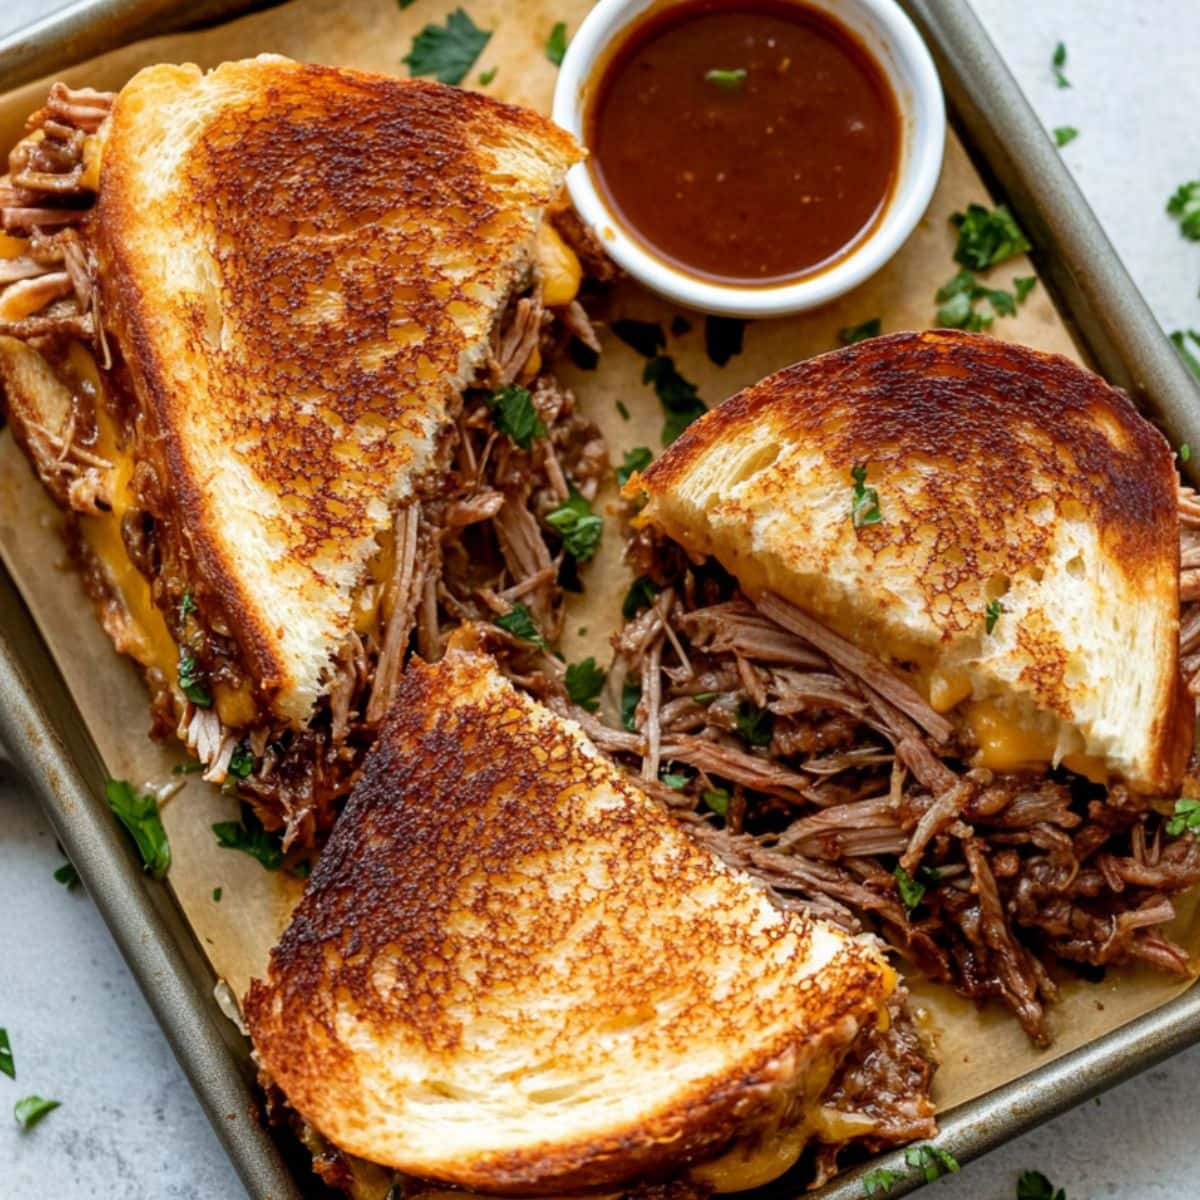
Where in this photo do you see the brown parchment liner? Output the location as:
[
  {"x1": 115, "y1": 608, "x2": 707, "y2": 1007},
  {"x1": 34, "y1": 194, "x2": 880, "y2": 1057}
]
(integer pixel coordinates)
[{"x1": 0, "y1": 0, "x2": 1196, "y2": 1156}]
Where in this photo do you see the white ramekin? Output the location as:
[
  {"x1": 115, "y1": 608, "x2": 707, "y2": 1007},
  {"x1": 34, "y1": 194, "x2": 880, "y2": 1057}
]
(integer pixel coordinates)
[{"x1": 552, "y1": 0, "x2": 946, "y2": 318}]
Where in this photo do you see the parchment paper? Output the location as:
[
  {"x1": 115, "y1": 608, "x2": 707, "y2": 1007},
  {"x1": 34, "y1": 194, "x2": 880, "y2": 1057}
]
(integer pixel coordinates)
[{"x1": 0, "y1": 0, "x2": 1194, "y2": 1123}]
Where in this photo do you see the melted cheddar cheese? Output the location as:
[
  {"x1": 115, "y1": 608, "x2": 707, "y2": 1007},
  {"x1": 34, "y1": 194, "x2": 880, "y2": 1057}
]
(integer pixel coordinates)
[
  {"x1": 535, "y1": 221, "x2": 582, "y2": 308},
  {"x1": 964, "y1": 698, "x2": 1107, "y2": 782}
]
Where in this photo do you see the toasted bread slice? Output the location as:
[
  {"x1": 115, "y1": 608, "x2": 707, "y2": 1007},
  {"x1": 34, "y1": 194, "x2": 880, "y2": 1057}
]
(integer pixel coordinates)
[
  {"x1": 244, "y1": 650, "x2": 893, "y2": 1194},
  {"x1": 93, "y1": 56, "x2": 581, "y2": 722},
  {"x1": 631, "y1": 330, "x2": 1190, "y2": 793}
]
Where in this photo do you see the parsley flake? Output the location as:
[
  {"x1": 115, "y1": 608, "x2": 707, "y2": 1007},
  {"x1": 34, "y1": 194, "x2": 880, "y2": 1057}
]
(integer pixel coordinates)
[
  {"x1": 616, "y1": 399, "x2": 631, "y2": 420},
  {"x1": 611, "y1": 318, "x2": 666, "y2": 357},
  {"x1": 617, "y1": 445, "x2": 653, "y2": 488},
  {"x1": 660, "y1": 771, "x2": 690, "y2": 790},
  {"x1": 1170, "y1": 330, "x2": 1200, "y2": 381},
  {"x1": 850, "y1": 464, "x2": 882, "y2": 529},
  {"x1": 1182, "y1": 443, "x2": 1193, "y2": 463},
  {"x1": 14, "y1": 1095, "x2": 59, "y2": 1130},
  {"x1": 212, "y1": 803, "x2": 284, "y2": 871},
  {"x1": 1014, "y1": 275, "x2": 1038, "y2": 303},
  {"x1": 477, "y1": 66, "x2": 497, "y2": 85},
  {"x1": 904, "y1": 1144, "x2": 959, "y2": 1182},
  {"x1": 171, "y1": 761, "x2": 203, "y2": 775},
  {"x1": 936, "y1": 267, "x2": 1033, "y2": 332},
  {"x1": 621, "y1": 680, "x2": 641, "y2": 731},
  {"x1": 986, "y1": 598, "x2": 1004, "y2": 634},
  {"x1": 404, "y1": 8, "x2": 492, "y2": 86},
  {"x1": 1051, "y1": 41, "x2": 1070, "y2": 88},
  {"x1": 1018, "y1": 1170, "x2": 1066, "y2": 1200},
  {"x1": 735, "y1": 700, "x2": 774, "y2": 747},
  {"x1": 0, "y1": 1029, "x2": 13, "y2": 1080},
  {"x1": 1053, "y1": 125, "x2": 1079, "y2": 148},
  {"x1": 862, "y1": 1167, "x2": 900, "y2": 1196},
  {"x1": 894, "y1": 865, "x2": 925, "y2": 914},
  {"x1": 495, "y1": 603, "x2": 546, "y2": 648},
  {"x1": 177, "y1": 646, "x2": 211, "y2": 708},
  {"x1": 486, "y1": 385, "x2": 547, "y2": 450},
  {"x1": 178, "y1": 590, "x2": 196, "y2": 621},
  {"x1": 565, "y1": 657, "x2": 606, "y2": 711},
  {"x1": 705, "y1": 68, "x2": 747, "y2": 92},
  {"x1": 227, "y1": 742, "x2": 255, "y2": 780},
  {"x1": 622, "y1": 575, "x2": 660, "y2": 619},
  {"x1": 1167, "y1": 797, "x2": 1200, "y2": 837},
  {"x1": 644, "y1": 355, "x2": 706, "y2": 444},
  {"x1": 705, "y1": 315, "x2": 746, "y2": 366},
  {"x1": 1168, "y1": 181, "x2": 1200, "y2": 241},
  {"x1": 54, "y1": 861, "x2": 80, "y2": 890},
  {"x1": 951, "y1": 203, "x2": 1031, "y2": 271},
  {"x1": 545, "y1": 21, "x2": 568, "y2": 66},
  {"x1": 701, "y1": 787, "x2": 731, "y2": 817},
  {"x1": 545, "y1": 491, "x2": 603, "y2": 562},
  {"x1": 106, "y1": 779, "x2": 170, "y2": 879},
  {"x1": 838, "y1": 317, "x2": 882, "y2": 345},
  {"x1": 212, "y1": 887, "x2": 222, "y2": 903}
]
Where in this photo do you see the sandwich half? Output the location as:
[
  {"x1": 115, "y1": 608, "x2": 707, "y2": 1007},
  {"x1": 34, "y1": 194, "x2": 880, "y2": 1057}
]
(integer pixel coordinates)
[
  {"x1": 245, "y1": 648, "x2": 925, "y2": 1195},
  {"x1": 611, "y1": 329, "x2": 1200, "y2": 1044},
  {"x1": 0, "y1": 59, "x2": 608, "y2": 839}
]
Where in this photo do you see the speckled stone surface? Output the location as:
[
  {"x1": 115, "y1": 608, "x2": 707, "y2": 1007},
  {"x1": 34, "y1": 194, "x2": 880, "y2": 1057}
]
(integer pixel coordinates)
[{"x1": 2, "y1": 2, "x2": 1199, "y2": 1197}]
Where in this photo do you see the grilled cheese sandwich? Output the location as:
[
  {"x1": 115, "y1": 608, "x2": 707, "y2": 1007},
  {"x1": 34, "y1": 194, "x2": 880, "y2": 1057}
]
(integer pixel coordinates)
[
  {"x1": 244, "y1": 649, "x2": 895, "y2": 1194},
  {"x1": 628, "y1": 329, "x2": 1191, "y2": 793}
]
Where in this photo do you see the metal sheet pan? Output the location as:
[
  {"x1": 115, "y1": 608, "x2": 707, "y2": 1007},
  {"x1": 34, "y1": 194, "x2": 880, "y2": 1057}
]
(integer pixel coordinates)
[{"x1": 0, "y1": 3, "x2": 1196, "y2": 1199}]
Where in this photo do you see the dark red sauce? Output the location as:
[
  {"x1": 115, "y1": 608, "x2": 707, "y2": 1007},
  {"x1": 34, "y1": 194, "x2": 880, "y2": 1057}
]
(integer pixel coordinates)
[{"x1": 586, "y1": 0, "x2": 902, "y2": 285}]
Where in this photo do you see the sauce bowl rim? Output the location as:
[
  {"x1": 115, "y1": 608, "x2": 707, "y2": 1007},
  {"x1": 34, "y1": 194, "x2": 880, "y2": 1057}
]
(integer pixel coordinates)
[{"x1": 551, "y1": 0, "x2": 946, "y2": 319}]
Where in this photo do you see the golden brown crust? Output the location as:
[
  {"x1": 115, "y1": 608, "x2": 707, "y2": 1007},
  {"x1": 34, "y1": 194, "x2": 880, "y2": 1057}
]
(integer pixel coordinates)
[
  {"x1": 93, "y1": 59, "x2": 581, "y2": 718},
  {"x1": 245, "y1": 651, "x2": 890, "y2": 1192}
]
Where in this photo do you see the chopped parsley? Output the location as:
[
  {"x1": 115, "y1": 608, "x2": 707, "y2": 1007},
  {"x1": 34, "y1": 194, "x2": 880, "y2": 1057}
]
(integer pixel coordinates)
[
  {"x1": 545, "y1": 21, "x2": 568, "y2": 66},
  {"x1": 486, "y1": 384, "x2": 547, "y2": 450},
  {"x1": 397, "y1": 0, "x2": 416, "y2": 7},
  {"x1": 894, "y1": 865, "x2": 925, "y2": 914},
  {"x1": 1170, "y1": 329, "x2": 1200, "y2": 381},
  {"x1": 1014, "y1": 275, "x2": 1038, "y2": 303},
  {"x1": 936, "y1": 267, "x2": 1035, "y2": 332},
  {"x1": 735, "y1": 700, "x2": 774, "y2": 747},
  {"x1": 171, "y1": 761, "x2": 203, "y2": 775},
  {"x1": 178, "y1": 590, "x2": 196, "y2": 621},
  {"x1": 177, "y1": 646, "x2": 211, "y2": 708},
  {"x1": 1168, "y1": 181, "x2": 1200, "y2": 241},
  {"x1": 692, "y1": 691, "x2": 717, "y2": 703},
  {"x1": 986, "y1": 597, "x2": 1004, "y2": 634},
  {"x1": 403, "y1": 7, "x2": 492, "y2": 86},
  {"x1": 106, "y1": 779, "x2": 170, "y2": 879},
  {"x1": 622, "y1": 575, "x2": 660, "y2": 619},
  {"x1": 617, "y1": 445, "x2": 653, "y2": 488},
  {"x1": 1167, "y1": 797, "x2": 1200, "y2": 837},
  {"x1": 1051, "y1": 40, "x2": 1070, "y2": 88},
  {"x1": 545, "y1": 491, "x2": 603, "y2": 562},
  {"x1": 850, "y1": 464, "x2": 882, "y2": 529},
  {"x1": 660, "y1": 771, "x2": 690, "y2": 790},
  {"x1": 14, "y1": 1095, "x2": 59, "y2": 1130},
  {"x1": 477, "y1": 66, "x2": 497, "y2": 85},
  {"x1": 644, "y1": 355, "x2": 707, "y2": 444},
  {"x1": 565, "y1": 657, "x2": 606, "y2": 711},
  {"x1": 53, "y1": 861, "x2": 80, "y2": 890},
  {"x1": 495, "y1": 603, "x2": 546, "y2": 649},
  {"x1": 0, "y1": 1029, "x2": 12, "y2": 1080},
  {"x1": 839, "y1": 317, "x2": 882, "y2": 345},
  {"x1": 616, "y1": 399, "x2": 631, "y2": 420},
  {"x1": 951, "y1": 203, "x2": 1031, "y2": 271},
  {"x1": 701, "y1": 787, "x2": 731, "y2": 817},
  {"x1": 1182, "y1": 443, "x2": 1193, "y2": 463},
  {"x1": 904, "y1": 1144, "x2": 960, "y2": 1182},
  {"x1": 212, "y1": 803, "x2": 284, "y2": 871},
  {"x1": 212, "y1": 887, "x2": 222, "y2": 903},
  {"x1": 1053, "y1": 125, "x2": 1079, "y2": 148},
  {"x1": 621, "y1": 680, "x2": 641, "y2": 731},
  {"x1": 1018, "y1": 1170, "x2": 1066, "y2": 1200},
  {"x1": 227, "y1": 742, "x2": 255, "y2": 780},
  {"x1": 705, "y1": 68, "x2": 747, "y2": 92},
  {"x1": 705, "y1": 315, "x2": 746, "y2": 366},
  {"x1": 611, "y1": 318, "x2": 666, "y2": 357},
  {"x1": 862, "y1": 1167, "x2": 899, "y2": 1196}
]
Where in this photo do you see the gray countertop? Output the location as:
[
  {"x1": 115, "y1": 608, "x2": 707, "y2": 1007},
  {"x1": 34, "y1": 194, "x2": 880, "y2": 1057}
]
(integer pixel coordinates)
[{"x1": 3, "y1": 2, "x2": 1199, "y2": 1197}]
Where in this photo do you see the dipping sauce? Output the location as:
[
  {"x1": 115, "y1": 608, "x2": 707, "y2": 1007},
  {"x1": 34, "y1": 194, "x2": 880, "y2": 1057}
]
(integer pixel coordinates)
[{"x1": 586, "y1": 0, "x2": 902, "y2": 285}]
